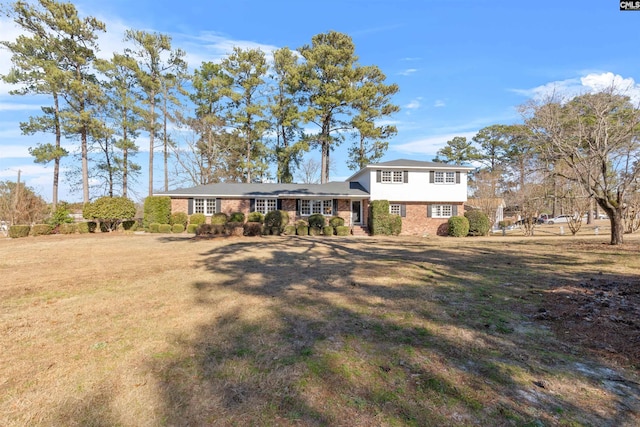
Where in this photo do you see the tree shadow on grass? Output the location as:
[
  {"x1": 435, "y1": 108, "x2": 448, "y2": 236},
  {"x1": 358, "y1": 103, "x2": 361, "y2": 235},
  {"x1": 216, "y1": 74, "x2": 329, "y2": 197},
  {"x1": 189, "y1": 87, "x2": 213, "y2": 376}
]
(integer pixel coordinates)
[{"x1": 149, "y1": 237, "x2": 639, "y2": 426}]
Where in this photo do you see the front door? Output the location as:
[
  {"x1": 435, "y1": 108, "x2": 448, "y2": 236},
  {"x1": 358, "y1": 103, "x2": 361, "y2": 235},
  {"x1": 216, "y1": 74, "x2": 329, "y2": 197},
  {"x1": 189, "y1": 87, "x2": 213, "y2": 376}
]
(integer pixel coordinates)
[{"x1": 351, "y1": 200, "x2": 362, "y2": 225}]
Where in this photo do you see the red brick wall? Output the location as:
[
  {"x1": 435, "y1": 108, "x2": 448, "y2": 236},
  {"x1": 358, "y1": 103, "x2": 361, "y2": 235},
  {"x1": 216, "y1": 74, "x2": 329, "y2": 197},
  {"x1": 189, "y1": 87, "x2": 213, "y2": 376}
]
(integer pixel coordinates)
[
  {"x1": 171, "y1": 198, "x2": 189, "y2": 216},
  {"x1": 383, "y1": 201, "x2": 465, "y2": 236},
  {"x1": 221, "y1": 199, "x2": 250, "y2": 215}
]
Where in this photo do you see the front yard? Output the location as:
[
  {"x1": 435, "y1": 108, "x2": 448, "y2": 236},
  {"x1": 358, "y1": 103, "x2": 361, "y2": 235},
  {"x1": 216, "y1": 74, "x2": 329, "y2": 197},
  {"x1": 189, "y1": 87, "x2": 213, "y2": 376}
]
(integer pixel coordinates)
[{"x1": 1, "y1": 232, "x2": 638, "y2": 426}]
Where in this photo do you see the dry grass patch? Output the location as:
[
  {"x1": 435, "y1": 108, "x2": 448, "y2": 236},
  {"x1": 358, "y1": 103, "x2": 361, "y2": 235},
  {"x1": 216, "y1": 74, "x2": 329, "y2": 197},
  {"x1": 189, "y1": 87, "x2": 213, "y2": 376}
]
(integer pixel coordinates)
[{"x1": 1, "y1": 232, "x2": 639, "y2": 426}]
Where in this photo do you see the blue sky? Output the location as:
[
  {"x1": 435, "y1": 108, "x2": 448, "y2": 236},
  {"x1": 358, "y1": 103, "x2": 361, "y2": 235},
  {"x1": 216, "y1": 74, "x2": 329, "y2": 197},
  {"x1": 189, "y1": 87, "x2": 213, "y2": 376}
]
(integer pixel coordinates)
[{"x1": 1, "y1": 0, "x2": 639, "y2": 202}]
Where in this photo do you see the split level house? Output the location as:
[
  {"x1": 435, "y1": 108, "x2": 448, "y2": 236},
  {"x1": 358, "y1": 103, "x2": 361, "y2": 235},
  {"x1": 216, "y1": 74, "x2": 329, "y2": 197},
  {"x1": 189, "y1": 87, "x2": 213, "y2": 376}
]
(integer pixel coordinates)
[{"x1": 155, "y1": 159, "x2": 473, "y2": 236}]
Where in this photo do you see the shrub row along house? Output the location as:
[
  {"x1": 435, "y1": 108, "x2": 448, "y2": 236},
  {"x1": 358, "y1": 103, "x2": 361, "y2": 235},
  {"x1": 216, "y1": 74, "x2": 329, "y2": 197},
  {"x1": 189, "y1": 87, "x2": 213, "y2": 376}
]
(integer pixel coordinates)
[{"x1": 155, "y1": 159, "x2": 473, "y2": 236}]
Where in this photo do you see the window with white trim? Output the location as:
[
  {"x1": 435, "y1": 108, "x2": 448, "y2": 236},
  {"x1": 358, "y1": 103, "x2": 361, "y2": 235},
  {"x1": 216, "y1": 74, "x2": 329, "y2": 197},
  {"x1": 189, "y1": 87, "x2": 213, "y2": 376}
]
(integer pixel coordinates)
[
  {"x1": 445, "y1": 172, "x2": 455, "y2": 183},
  {"x1": 381, "y1": 170, "x2": 404, "y2": 183},
  {"x1": 254, "y1": 198, "x2": 277, "y2": 214},
  {"x1": 432, "y1": 204, "x2": 453, "y2": 218},
  {"x1": 434, "y1": 171, "x2": 444, "y2": 184},
  {"x1": 389, "y1": 204, "x2": 401, "y2": 216},
  {"x1": 300, "y1": 199, "x2": 333, "y2": 216},
  {"x1": 194, "y1": 198, "x2": 216, "y2": 215}
]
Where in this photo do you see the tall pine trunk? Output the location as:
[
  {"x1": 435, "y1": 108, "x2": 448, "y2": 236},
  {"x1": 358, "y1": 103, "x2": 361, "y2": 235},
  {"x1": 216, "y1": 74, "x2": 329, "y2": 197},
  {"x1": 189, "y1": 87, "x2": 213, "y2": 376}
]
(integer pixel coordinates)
[{"x1": 53, "y1": 92, "x2": 61, "y2": 210}]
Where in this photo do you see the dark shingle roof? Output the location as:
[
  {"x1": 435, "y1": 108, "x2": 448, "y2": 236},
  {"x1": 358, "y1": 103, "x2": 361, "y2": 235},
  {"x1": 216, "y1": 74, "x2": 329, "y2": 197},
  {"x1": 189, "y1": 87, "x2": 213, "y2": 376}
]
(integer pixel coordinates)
[
  {"x1": 372, "y1": 159, "x2": 473, "y2": 169},
  {"x1": 155, "y1": 181, "x2": 369, "y2": 198}
]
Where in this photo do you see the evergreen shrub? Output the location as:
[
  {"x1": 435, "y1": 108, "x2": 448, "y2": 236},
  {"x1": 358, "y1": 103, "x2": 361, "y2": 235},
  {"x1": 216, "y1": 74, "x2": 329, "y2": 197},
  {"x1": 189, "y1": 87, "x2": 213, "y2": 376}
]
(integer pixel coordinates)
[
  {"x1": 225, "y1": 221, "x2": 244, "y2": 236},
  {"x1": 368, "y1": 200, "x2": 402, "y2": 235},
  {"x1": 243, "y1": 222, "x2": 262, "y2": 236},
  {"x1": 9, "y1": 225, "x2": 30, "y2": 238},
  {"x1": 264, "y1": 210, "x2": 289, "y2": 233},
  {"x1": 122, "y1": 220, "x2": 137, "y2": 231},
  {"x1": 84, "y1": 196, "x2": 136, "y2": 231},
  {"x1": 335, "y1": 226, "x2": 350, "y2": 236},
  {"x1": 172, "y1": 224, "x2": 185, "y2": 233},
  {"x1": 309, "y1": 227, "x2": 321, "y2": 236},
  {"x1": 308, "y1": 213, "x2": 325, "y2": 229},
  {"x1": 149, "y1": 223, "x2": 161, "y2": 233},
  {"x1": 296, "y1": 225, "x2": 308, "y2": 236},
  {"x1": 143, "y1": 196, "x2": 171, "y2": 228},
  {"x1": 170, "y1": 212, "x2": 188, "y2": 227},
  {"x1": 29, "y1": 224, "x2": 53, "y2": 236},
  {"x1": 211, "y1": 212, "x2": 228, "y2": 225},
  {"x1": 189, "y1": 213, "x2": 206, "y2": 225},
  {"x1": 465, "y1": 210, "x2": 491, "y2": 236},
  {"x1": 284, "y1": 225, "x2": 296, "y2": 235},
  {"x1": 247, "y1": 211, "x2": 264, "y2": 223},
  {"x1": 448, "y1": 216, "x2": 469, "y2": 237},
  {"x1": 329, "y1": 216, "x2": 345, "y2": 228},
  {"x1": 159, "y1": 224, "x2": 172, "y2": 233},
  {"x1": 59, "y1": 223, "x2": 77, "y2": 234},
  {"x1": 322, "y1": 226, "x2": 334, "y2": 236},
  {"x1": 229, "y1": 212, "x2": 245, "y2": 223},
  {"x1": 187, "y1": 224, "x2": 198, "y2": 234},
  {"x1": 77, "y1": 222, "x2": 89, "y2": 234}
]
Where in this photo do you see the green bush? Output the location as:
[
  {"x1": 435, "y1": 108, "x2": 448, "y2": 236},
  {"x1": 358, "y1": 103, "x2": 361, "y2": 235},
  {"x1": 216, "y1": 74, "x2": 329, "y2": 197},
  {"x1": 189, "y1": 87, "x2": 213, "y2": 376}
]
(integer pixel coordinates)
[
  {"x1": 9, "y1": 225, "x2": 30, "y2": 238},
  {"x1": 149, "y1": 223, "x2": 161, "y2": 233},
  {"x1": 29, "y1": 224, "x2": 53, "y2": 236},
  {"x1": 84, "y1": 196, "x2": 136, "y2": 231},
  {"x1": 211, "y1": 212, "x2": 228, "y2": 225},
  {"x1": 465, "y1": 210, "x2": 490, "y2": 236},
  {"x1": 170, "y1": 212, "x2": 188, "y2": 227},
  {"x1": 143, "y1": 196, "x2": 171, "y2": 228},
  {"x1": 172, "y1": 224, "x2": 185, "y2": 233},
  {"x1": 47, "y1": 203, "x2": 73, "y2": 226},
  {"x1": 295, "y1": 219, "x2": 308, "y2": 227},
  {"x1": 322, "y1": 226, "x2": 334, "y2": 236},
  {"x1": 264, "y1": 210, "x2": 289, "y2": 233},
  {"x1": 225, "y1": 221, "x2": 244, "y2": 236},
  {"x1": 229, "y1": 212, "x2": 245, "y2": 223},
  {"x1": 448, "y1": 216, "x2": 470, "y2": 237},
  {"x1": 122, "y1": 220, "x2": 138, "y2": 231},
  {"x1": 329, "y1": 216, "x2": 344, "y2": 228},
  {"x1": 243, "y1": 222, "x2": 263, "y2": 236},
  {"x1": 368, "y1": 200, "x2": 402, "y2": 236},
  {"x1": 187, "y1": 223, "x2": 198, "y2": 234},
  {"x1": 158, "y1": 224, "x2": 172, "y2": 233},
  {"x1": 59, "y1": 223, "x2": 77, "y2": 234},
  {"x1": 308, "y1": 213, "x2": 325, "y2": 229},
  {"x1": 77, "y1": 222, "x2": 89, "y2": 234},
  {"x1": 283, "y1": 225, "x2": 296, "y2": 235},
  {"x1": 87, "y1": 221, "x2": 97, "y2": 233},
  {"x1": 335, "y1": 226, "x2": 350, "y2": 236},
  {"x1": 309, "y1": 227, "x2": 321, "y2": 236},
  {"x1": 247, "y1": 211, "x2": 264, "y2": 223},
  {"x1": 189, "y1": 213, "x2": 206, "y2": 226},
  {"x1": 296, "y1": 225, "x2": 308, "y2": 236}
]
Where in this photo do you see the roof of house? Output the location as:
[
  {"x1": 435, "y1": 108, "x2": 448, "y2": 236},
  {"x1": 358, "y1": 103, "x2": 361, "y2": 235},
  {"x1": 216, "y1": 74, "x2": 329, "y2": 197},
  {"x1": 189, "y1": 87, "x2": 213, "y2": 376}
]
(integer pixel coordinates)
[
  {"x1": 346, "y1": 158, "x2": 475, "y2": 181},
  {"x1": 155, "y1": 181, "x2": 369, "y2": 198}
]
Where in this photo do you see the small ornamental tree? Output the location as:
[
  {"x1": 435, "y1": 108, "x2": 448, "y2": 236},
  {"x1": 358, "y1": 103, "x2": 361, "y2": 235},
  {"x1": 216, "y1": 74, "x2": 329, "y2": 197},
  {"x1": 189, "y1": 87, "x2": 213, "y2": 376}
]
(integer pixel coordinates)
[
  {"x1": 83, "y1": 197, "x2": 136, "y2": 232},
  {"x1": 143, "y1": 196, "x2": 171, "y2": 227}
]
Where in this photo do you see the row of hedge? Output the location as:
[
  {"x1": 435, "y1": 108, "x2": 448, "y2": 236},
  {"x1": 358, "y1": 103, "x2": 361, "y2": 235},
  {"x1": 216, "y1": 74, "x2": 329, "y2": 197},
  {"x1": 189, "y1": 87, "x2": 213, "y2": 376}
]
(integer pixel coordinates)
[
  {"x1": 195, "y1": 221, "x2": 351, "y2": 237},
  {"x1": 7, "y1": 221, "x2": 125, "y2": 238},
  {"x1": 447, "y1": 210, "x2": 491, "y2": 237}
]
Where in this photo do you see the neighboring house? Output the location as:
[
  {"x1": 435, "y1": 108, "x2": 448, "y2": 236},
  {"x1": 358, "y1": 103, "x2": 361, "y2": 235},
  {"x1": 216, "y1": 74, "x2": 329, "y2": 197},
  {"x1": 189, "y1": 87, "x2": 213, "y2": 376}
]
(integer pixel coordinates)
[{"x1": 155, "y1": 159, "x2": 473, "y2": 235}]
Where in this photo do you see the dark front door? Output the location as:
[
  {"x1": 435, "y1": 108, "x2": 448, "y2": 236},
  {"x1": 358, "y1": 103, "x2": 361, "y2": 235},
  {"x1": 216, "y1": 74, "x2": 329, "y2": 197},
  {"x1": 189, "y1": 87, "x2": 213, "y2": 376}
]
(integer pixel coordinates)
[{"x1": 352, "y1": 200, "x2": 362, "y2": 225}]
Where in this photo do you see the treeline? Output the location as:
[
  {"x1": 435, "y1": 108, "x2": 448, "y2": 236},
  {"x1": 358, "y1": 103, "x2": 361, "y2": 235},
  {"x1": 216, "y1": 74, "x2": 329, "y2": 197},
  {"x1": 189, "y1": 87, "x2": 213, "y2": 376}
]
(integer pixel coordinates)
[
  {"x1": 434, "y1": 91, "x2": 640, "y2": 245},
  {"x1": 1, "y1": 0, "x2": 399, "y2": 208}
]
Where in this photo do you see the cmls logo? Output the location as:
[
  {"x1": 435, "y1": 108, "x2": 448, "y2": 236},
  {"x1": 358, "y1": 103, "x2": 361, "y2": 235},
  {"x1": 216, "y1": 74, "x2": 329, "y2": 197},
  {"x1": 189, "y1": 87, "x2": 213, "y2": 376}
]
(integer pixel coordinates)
[{"x1": 620, "y1": 1, "x2": 640, "y2": 10}]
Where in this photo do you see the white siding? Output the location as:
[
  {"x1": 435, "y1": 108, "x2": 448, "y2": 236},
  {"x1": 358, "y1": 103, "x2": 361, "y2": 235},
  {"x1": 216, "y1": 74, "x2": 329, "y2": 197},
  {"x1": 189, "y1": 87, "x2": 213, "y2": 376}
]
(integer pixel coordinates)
[{"x1": 367, "y1": 169, "x2": 468, "y2": 202}]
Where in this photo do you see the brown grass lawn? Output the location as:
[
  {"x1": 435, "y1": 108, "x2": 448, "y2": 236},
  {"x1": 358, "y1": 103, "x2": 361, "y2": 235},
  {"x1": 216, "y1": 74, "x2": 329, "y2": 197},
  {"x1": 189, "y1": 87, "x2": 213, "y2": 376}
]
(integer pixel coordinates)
[{"x1": 1, "y1": 231, "x2": 639, "y2": 426}]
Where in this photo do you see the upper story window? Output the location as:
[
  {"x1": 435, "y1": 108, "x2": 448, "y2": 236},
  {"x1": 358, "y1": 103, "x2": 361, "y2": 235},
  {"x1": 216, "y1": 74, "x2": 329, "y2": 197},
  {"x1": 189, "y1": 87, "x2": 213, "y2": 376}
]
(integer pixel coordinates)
[
  {"x1": 431, "y1": 171, "x2": 459, "y2": 184},
  {"x1": 378, "y1": 170, "x2": 407, "y2": 184},
  {"x1": 194, "y1": 198, "x2": 216, "y2": 215},
  {"x1": 254, "y1": 198, "x2": 277, "y2": 214}
]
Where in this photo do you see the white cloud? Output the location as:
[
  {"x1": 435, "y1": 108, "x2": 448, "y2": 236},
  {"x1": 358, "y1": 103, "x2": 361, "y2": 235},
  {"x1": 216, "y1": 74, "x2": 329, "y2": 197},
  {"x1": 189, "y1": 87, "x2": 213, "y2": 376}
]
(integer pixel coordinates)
[
  {"x1": 405, "y1": 98, "x2": 421, "y2": 109},
  {"x1": 393, "y1": 131, "x2": 478, "y2": 155},
  {"x1": 434, "y1": 100, "x2": 445, "y2": 108},
  {"x1": 398, "y1": 68, "x2": 417, "y2": 76},
  {"x1": 513, "y1": 72, "x2": 640, "y2": 105},
  {"x1": 0, "y1": 144, "x2": 30, "y2": 158}
]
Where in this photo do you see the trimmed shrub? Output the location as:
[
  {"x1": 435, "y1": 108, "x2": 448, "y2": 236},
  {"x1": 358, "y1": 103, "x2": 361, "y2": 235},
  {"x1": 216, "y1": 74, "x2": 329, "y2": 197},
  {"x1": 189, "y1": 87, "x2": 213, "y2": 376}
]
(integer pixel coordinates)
[
  {"x1": 211, "y1": 212, "x2": 228, "y2": 225},
  {"x1": 225, "y1": 221, "x2": 244, "y2": 236},
  {"x1": 283, "y1": 225, "x2": 296, "y2": 235},
  {"x1": 9, "y1": 225, "x2": 30, "y2": 238},
  {"x1": 368, "y1": 200, "x2": 402, "y2": 236},
  {"x1": 448, "y1": 216, "x2": 470, "y2": 237},
  {"x1": 187, "y1": 224, "x2": 198, "y2": 234},
  {"x1": 149, "y1": 223, "x2": 161, "y2": 233},
  {"x1": 59, "y1": 223, "x2": 77, "y2": 234},
  {"x1": 322, "y1": 226, "x2": 334, "y2": 236},
  {"x1": 77, "y1": 222, "x2": 89, "y2": 234},
  {"x1": 172, "y1": 224, "x2": 185, "y2": 233},
  {"x1": 296, "y1": 225, "x2": 308, "y2": 236},
  {"x1": 264, "y1": 210, "x2": 289, "y2": 234},
  {"x1": 122, "y1": 220, "x2": 138, "y2": 231},
  {"x1": 29, "y1": 224, "x2": 53, "y2": 236},
  {"x1": 189, "y1": 213, "x2": 206, "y2": 226},
  {"x1": 158, "y1": 224, "x2": 172, "y2": 233},
  {"x1": 295, "y1": 219, "x2": 308, "y2": 227},
  {"x1": 170, "y1": 212, "x2": 189, "y2": 227},
  {"x1": 329, "y1": 216, "x2": 345, "y2": 228},
  {"x1": 335, "y1": 226, "x2": 350, "y2": 236},
  {"x1": 143, "y1": 196, "x2": 171, "y2": 228},
  {"x1": 196, "y1": 224, "x2": 225, "y2": 236},
  {"x1": 243, "y1": 222, "x2": 263, "y2": 236},
  {"x1": 84, "y1": 196, "x2": 137, "y2": 231},
  {"x1": 465, "y1": 210, "x2": 491, "y2": 236},
  {"x1": 308, "y1": 213, "x2": 326, "y2": 230},
  {"x1": 247, "y1": 211, "x2": 264, "y2": 223},
  {"x1": 390, "y1": 215, "x2": 402, "y2": 236},
  {"x1": 309, "y1": 227, "x2": 321, "y2": 236},
  {"x1": 229, "y1": 212, "x2": 245, "y2": 223}
]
